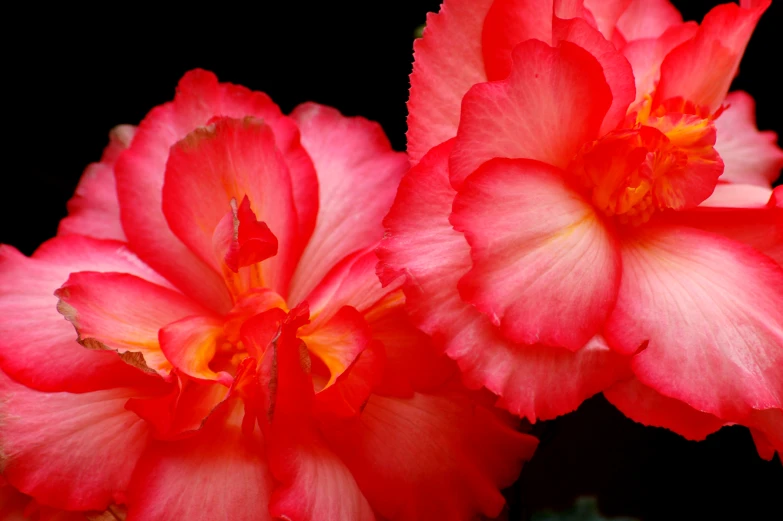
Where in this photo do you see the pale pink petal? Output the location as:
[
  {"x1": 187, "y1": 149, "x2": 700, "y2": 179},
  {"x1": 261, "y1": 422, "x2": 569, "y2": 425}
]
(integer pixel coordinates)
[
  {"x1": 321, "y1": 392, "x2": 539, "y2": 521},
  {"x1": 604, "y1": 378, "x2": 725, "y2": 440},
  {"x1": 125, "y1": 401, "x2": 273, "y2": 521},
  {"x1": 699, "y1": 183, "x2": 773, "y2": 208},
  {"x1": 162, "y1": 117, "x2": 298, "y2": 297},
  {"x1": 58, "y1": 125, "x2": 136, "y2": 241},
  {"x1": 115, "y1": 70, "x2": 316, "y2": 311},
  {"x1": 714, "y1": 91, "x2": 783, "y2": 186},
  {"x1": 378, "y1": 142, "x2": 630, "y2": 421},
  {"x1": 450, "y1": 39, "x2": 612, "y2": 187},
  {"x1": 451, "y1": 158, "x2": 620, "y2": 350},
  {"x1": 654, "y1": 0, "x2": 770, "y2": 111},
  {"x1": 582, "y1": 0, "x2": 632, "y2": 41},
  {"x1": 0, "y1": 373, "x2": 154, "y2": 511},
  {"x1": 0, "y1": 236, "x2": 170, "y2": 393},
  {"x1": 605, "y1": 224, "x2": 783, "y2": 424},
  {"x1": 615, "y1": 0, "x2": 682, "y2": 41},
  {"x1": 287, "y1": 103, "x2": 408, "y2": 303},
  {"x1": 407, "y1": 0, "x2": 493, "y2": 164}
]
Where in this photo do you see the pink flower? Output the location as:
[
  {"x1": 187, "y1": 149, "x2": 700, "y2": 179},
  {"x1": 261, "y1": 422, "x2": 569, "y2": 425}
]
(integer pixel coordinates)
[
  {"x1": 0, "y1": 70, "x2": 538, "y2": 520},
  {"x1": 379, "y1": 0, "x2": 783, "y2": 459}
]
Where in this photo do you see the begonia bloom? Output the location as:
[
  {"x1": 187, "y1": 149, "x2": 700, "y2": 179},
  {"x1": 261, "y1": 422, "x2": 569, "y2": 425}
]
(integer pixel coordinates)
[
  {"x1": 380, "y1": 0, "x2": 783, "y2": 459},
  {"x1": 0, "y1": 70, "x2": 538, "y2": 520}
]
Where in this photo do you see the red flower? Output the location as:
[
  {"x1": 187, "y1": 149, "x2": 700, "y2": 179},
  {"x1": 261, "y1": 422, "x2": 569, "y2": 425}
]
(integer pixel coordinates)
[
  {"x1": 380, "y1": 0, "x2": 782, "y2": 459},
  {"x1": 0, "y1": 70, "x2": 538, "y2": 520}
]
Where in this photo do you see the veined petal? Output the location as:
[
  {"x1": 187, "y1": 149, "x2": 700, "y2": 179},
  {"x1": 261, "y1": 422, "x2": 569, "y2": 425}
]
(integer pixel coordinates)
[
  {"x1": 162, "y1": 117, "x2": 297, "y2": 297},
  {"x1": 55, "y1": 271, "x2": 213, "y2": 377},
  {"x1": 287, "y1": 103, "x2": 408, "y2": 303},
  {"x1": 605, "y1": 224, "x2": 783, "y2": 424},
  {"x1": 714, "y1": 91, "x2": 783, "y2": 187},
  {"x1": 125, "y1": 401, "x2": 273, "y2": 521},
  {"x1": 604, "y1": 378, "x2": 726, "y2": 440},
  {"x1": 0, "y1": 373, "x2": 154, "y2": 511},
  {"x1": 379, "y1": 142, "x2": 629, "y2": 421},
  {"x1": 58, "y1": 125, "x2": 135, "y2": 241},
  {"x1": 407, "y1": 0, "x2": 493, "y2": 164},
  {"x1": 0, "y1": 236, "x2": 170, "y2": 393},
  {"x1": 450, "y1": 39, "x2": 612, "y2": 187},
  {"x1": 321, "y1": 391, "x2": 538, "y2": 521},
  {"x1": 654, "y1": 0, "x2": 770, "y2": 112},
  {"x1": 451, "y1": 158, "x2": 620, "y2": 351}
]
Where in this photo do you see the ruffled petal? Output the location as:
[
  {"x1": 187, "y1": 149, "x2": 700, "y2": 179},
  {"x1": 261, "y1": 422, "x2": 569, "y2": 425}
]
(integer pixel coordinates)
[
  {"x1": 287, "y1": 103, "x2": 408, "y2": 303},
  {"x1": 162, "y1": 117, "x2": 297, "y2": 297},
  {"x1": 0, "y1": 373, "x2": 155, "y2": 511},
  {"x1": 114, "y1": 69, "x2": 316, "y2": 311},
  {"x1": 0, "y1": 236, "x2": 170, "y2": 393},
  {"x1": 604, "y1": 378, "x2": 725, "y2": 440},
  {"x1": 379, "y1": 141, "x2": 630, "y2": 421},
  {"x1": 714, "y1": 91, "x2": 783, "y2": 186},
  {"x1": 321, "y1": 391, "x2": 538, "y2": 521},
  {"x1": 451, "y1": 158, "x2": 620, "y2": 350},
  {"x1": 125, "y1": 401, "x2": 273, "y2": 521},
  {"x1": 55, "y1": 271, "x2": 213, "y2": 377},
  {"x1": 58, "y1": 125, "x2": 135, "y2": 241},
  {"x1": 605, "y1": 224, "x2": 783, "y2": 424},
  {"x1": 654, "y1": 0, "x2": 770, "y2": 111},
  {"x1": 407, "y1": 0, "x2": 493, "y2": 164},
  {"x1": 450, "y1": 39, "x2": 612, "y2": 187}
]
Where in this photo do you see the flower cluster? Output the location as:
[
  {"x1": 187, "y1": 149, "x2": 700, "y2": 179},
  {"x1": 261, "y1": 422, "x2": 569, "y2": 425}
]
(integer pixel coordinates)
[{"x1": 1, "y1": 0, "x2": 781, "y2": 519}]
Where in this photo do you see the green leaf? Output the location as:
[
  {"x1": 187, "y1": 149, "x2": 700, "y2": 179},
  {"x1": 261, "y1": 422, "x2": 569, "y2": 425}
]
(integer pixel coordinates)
[
  {"x1": 532, "y1": 497, "x2": 638, "y2": 521},
  {"x1": 414, "y1": 23, "x2": 425, "y2": 39}
]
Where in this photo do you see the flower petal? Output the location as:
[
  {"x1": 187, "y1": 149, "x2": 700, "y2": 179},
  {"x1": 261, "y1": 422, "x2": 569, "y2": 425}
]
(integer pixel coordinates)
[
  {"x1": 0, "y1": 373, "x2": 154, "y2": 511},
  {"x1": 450, "y1": 39, "x2": 612, "y2": 187},
  {"x1": 605, "y1": 224, "x2": 783, "y2": 424},
  {"x1": 0, "y1": 236, "x2": 170, "y2": 393},
  {"x1": 321, "y1": 391, "x2": 539, "y2": 521},
  {"x1": 582, "y1": 0, "x2": 632, "y2": 41},
  {"x1": 714, "y1": 91, "x2": 783, "y2": 187},
  {"x1": 125, "y1": 401, "x2": 273, "y2": 521},
  {"x1": 159, "y1": 315, "x2": 230, "y2": 385},
  {"x1": 287, "y1": 103, "x2": 408, "y2": 303},
  {"x1": 162, "y1": 117, "x2": 297, "y2": 297},
  {"x1": 615, "y1": 0, "x2": 683, "y2": 41},
  {"x1": 451, "y1": 158, "x2": 620, "y2": 350},
  {"x1": 406, "y1": 0, "x2": 493, "y2": 165},
  {"x1": 55, "y1": 271, "x2": 213, "y2": 377},
  {"x1": 654, "y1": 0, "x2": 770, "y2": 112},
  {"x1": 747, "y1": 408, "x2": 783, "y2": 461},
  {"x1": 58, "y1": 125, "x2": 135, "y2": 241},
  {"x1": 604, "y1": 378, "x2": 725, "y2": 440},
  {"x1": 379, "y1": 141, "x2": 630, "y2": 421},
  {"x1": 114, "y1": 69, "x2": 316, "y2": 311}
]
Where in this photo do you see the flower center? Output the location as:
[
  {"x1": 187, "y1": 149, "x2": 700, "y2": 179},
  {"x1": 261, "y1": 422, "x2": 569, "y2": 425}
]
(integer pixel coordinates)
[{"x1": 568, "y1": 97, "x2": 724, "y2": 225}]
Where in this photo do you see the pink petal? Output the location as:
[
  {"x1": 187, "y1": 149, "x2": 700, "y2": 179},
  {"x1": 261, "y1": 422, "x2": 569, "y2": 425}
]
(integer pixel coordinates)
[
  {"x1": 451, "y1": 158, "x2": 620, "y2": 350},
  {"x1": 321, "y1": 391, "x2": 538, "y2": 521},
  {"x1": 699, "y1": 183, "x2": 774, "y2": 209},
  {"x1": 654, "y1": 0, "x2": 770, "y2": 112},
  {"x1": 582, "y1": 0, "x2": 632, "y2": 41},
  {"x1": 605, "y1": 224, "x2": 783, "y2": 424},
  {"x1": 0, "y1": 373, "x2": 154, "y2": 511},
  {"x1": 162, "y1": 117, "x2": 297, "y2": 297},
  {"x1": 615, "y1": 0, "x2": 683, "y2": 41},
  {"x1": 287, "y1": 103, "x2": 408, "y2": 303},
  {"x1": 58, "y1": 125, "x2": 135, "y2": 241},
  {"x1": 114, "y1": 70, "x2": 316, "y2": 311},
  {"x1": 378, "y1": 141, "x2": 630, "y2": 421},
  {"x1": 125, "y1": 401, "x2": 273, "y2": 521},
  {"x1": 0, "y1": 236, "x2": 170, "y2": 393},
  {"x1": 159, "y1": 315, "x2": 230, "y2": 385},
  {"x1": 552, "y1": 16, "x2": 635, "y2": 135},
  {"x1": 56, "y1": 271, "x2": 213, "y2": 377},
  {"x1": 407, "y1": 0, "x2": 493, "y2": 164},
  {"x1": 714, "y1": 91, "x2": 783, "y2": 187},
  {"x1": 621, "y1": 23, "x2": 698, "y2": 106},
  {"x1": 604, "y1": 378, "x2": 725, "y2": 440},
  {"x1": 450, "y1": 39, "x2": 612, "y2": 187},
  {"x1": 747, "y1": 408, "x2": 783, "y2": 460},
  {"x1": 313, "y1": 341, "x2": 385, "y2": 418},
  {"x1": 481, "y1": 0, "x2": 558, "y2": 81}
]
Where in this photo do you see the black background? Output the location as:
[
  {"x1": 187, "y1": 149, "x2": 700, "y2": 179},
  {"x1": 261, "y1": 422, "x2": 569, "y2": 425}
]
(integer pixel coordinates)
[{"x1": 4, "y1": 1, "x2": 782, "y2": 520}]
